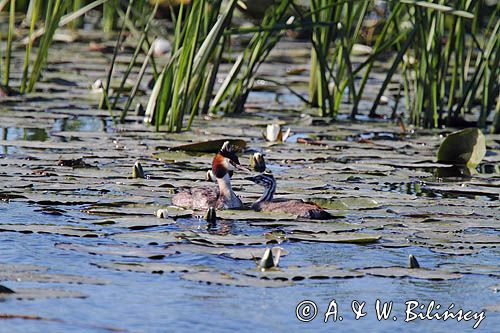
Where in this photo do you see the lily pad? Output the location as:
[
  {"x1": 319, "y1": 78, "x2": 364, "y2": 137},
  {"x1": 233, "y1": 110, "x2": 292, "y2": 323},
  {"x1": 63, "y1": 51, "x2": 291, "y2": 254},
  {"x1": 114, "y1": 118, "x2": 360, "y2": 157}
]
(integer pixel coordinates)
[
  {"x1": 437, "y1": 263, "x2": 500, "y2": 277},
  {"x1": 311, "y1": 197, "x2": 379, "y2": 210},
  {"x1": 56, "y1": 243, "x2": 177, "y2": 259},
  {"x1": 169, "y1": 139, "x2": 247, "y2": 153},
  {"x1": 0, "y1": 271, "x2": 107, "y2": 285},
  {"x1": 483, "y1": 304, "x2": 500, "y2": 312},
  {"x1": 0, "y1": 288, "x2": 86, "y2": 300},
  {"x1": 90, "y1": 216, "x2": 176, "y2": 229},
  {"x1": 287, "y1": 232, "x2": 381, "y2": 244},
  {"x1": 93, "y1": 262, "x2": 211, "y2": 274},
  {"x1": 216, "y1": 209, "x2": 297, "y2": 221},
  {"x1": 181, "y1": 271, "x2": 292, "y2": 287},
  {"x1": 110, "y1": 231, "x2": 192, "y2": 245},
  {"x1": 0, "y1": 224, "x2": 101, "y2": 237},
  {"x1": 169, "y1": 244, "x2": 289, "y2": 260},
  {"x1": 184, "y1": 233, "x2": 279, "y2": 246},
  {"x1": 0, "y1": 264, "x2": 48, "y2": 273},
  {"x1": 437, "y1": 128, "x2": 486, "y2": 167},
  {"x1": 359, "y1": 267, "x2": 462, "y2": 280},
  {"x1": 246, "y1": 265, "x2": 364, "y2": 281},
  {"x1": 281, "y1": 221, "x2": 362, "y2": 234}
]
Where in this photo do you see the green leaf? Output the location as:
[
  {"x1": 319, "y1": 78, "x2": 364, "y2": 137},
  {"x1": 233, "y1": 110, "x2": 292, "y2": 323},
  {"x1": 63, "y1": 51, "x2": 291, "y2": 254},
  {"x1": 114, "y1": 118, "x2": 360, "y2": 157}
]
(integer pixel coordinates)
[
  {"x1": 437, "y1": 128, "x2": 486, "y2": 167},
  {"x1": 169, "y1": 139, "x2": 247, "y2": 153}
]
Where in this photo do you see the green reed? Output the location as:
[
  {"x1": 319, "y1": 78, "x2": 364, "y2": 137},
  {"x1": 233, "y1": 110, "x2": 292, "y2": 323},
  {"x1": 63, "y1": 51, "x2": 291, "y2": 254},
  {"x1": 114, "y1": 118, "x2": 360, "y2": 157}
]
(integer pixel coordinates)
[
  {"x1": 144, "y1": 0, "x2": 238, "y2": 132},
  {"x1": 307, "y1": 0, "x2": 371, "y2": 118},
  {"x1": 402, "y1": 1, "x2": 498, "y2": 130},
  {"x1": 3, "y1": 0, "x2": 15, "y2": 87},
  {"x1": 210, "y1": 0, "x2": 293, "y2": 114},
  {"x1": 1, "y1": 0, "x2": 108, "y2": 92}
]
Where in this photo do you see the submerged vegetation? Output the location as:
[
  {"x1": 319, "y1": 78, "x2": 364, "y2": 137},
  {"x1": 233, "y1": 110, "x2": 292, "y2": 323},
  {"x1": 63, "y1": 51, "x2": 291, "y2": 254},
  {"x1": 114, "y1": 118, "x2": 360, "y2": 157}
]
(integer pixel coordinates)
[{"x1": 0, "y1": 0, "x2": 498, "y2": 132}]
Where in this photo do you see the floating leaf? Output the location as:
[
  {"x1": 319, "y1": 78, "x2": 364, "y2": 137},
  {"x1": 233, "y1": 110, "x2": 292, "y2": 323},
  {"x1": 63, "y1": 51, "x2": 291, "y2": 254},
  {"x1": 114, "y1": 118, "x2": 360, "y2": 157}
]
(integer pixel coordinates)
[
  {"x1": 437, "y1": 263, "x2": 500, "y2": 277},
  {"x1": 246, "y1": 265, "x2": 364, "y2": 281},
  {"x1": 0, "y1": 271, "x2": 107, "y2": 285},
  {"x1": 91, "y1": 216, "x2": 176, "y2": 229},
  {"x1": 56, "y1": 243, "x2": 177, "y2": 259},
  {"x1": 184, "y1": 232, "x2": 277, "y2": 246},
  {"x1": 110, "y1": 231, "x2": 192, "y2": 245},
  {"x1": 0, "y1": 224, "x2": 101, "y2": 238},
  {"x1": 287, "y1": 232, "x2": 381, "y2": 244},
  {"x1": 181, "y1": 271, "x2": 292, "y2": 287},
  {"x1": 94, "y1": 262, "x2": 211, "y2": 274},
  {"x1": 437, "y1": 128, "x2": 486, "y2": 167},
  {"x1": 0, "y1": 288, "x2": 86, "y2": 300},
  {"x1": 310, "y1": 197, "x2": 379, "y2": 210},
  {"x1": 169, "y1": 244, "x2": 289, "y2": 260},
  {"x1": 0, "y1": 264, "x2": 48, "y2": 273},
  {"x1": 169, "y1": 139, "x2": 247, "y2": 153},
  {"x1": 483, "y1": 304, "x2": 500, "y2": 312},
  {"x1": 359, "y1": 267, "x2": 462, "y2": 280},
  {"x1": 281, "y1": 221, "x2": 361, "y2": 234},
  {"x1": 216, "y1": 209, "x2": 297, "y2": 221}
]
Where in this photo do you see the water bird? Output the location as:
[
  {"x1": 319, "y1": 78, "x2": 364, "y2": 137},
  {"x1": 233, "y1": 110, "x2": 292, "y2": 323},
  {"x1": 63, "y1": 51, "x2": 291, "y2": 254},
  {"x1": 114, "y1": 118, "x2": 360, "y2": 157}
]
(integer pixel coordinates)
[
  {"x1": 246, "y1": 172, "x2": 332, "y2": 219},
  {"x1": 172, "y1": 142, "x2": 247, "y2": 210},
  {"x1": 206, "y1": 152, "x2": 266, "y2": 181},
  {"x1": 250, "y1": 152, "x2": 266, "y2": 172}
]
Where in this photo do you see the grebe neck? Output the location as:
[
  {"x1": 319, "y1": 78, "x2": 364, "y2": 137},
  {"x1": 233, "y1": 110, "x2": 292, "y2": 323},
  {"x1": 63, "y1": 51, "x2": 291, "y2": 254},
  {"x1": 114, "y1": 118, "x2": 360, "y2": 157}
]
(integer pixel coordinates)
[
  {"x1": 216, "y1": 174, "x2": 242, "y2": 209},
  {"x1": 253, "y1": 178, "x2": 276, "y2": 206}
]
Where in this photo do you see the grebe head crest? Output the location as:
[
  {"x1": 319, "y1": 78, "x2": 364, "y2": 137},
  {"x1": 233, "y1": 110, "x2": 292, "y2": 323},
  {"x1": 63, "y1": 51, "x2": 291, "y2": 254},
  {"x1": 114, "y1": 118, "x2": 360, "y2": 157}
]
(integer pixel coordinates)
[
  {"x1": 212, "y1": 141, "x2": 245, "y2": 178},
  {"x1": 219, "y1": 141, "x2": 240, "y2": 170}
]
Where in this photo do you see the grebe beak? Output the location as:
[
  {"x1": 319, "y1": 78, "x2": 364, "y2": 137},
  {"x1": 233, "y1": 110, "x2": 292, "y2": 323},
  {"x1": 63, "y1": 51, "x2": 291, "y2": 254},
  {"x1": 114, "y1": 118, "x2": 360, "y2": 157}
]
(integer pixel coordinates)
[{"x1": 235, "y1": 163, "x2": 252, "y2": 174}]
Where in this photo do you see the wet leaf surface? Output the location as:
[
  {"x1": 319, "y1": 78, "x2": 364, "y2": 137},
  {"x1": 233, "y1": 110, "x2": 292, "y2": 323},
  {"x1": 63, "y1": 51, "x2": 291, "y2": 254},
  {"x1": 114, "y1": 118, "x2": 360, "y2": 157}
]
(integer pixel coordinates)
[
  {"x1": 246, "y1": 265, "x2": 365, "y2": 281},
  {"x1": 56, "y1": 243, "x2": 177, "y2": 259},
  {"x1": 169, "y1": 139, "x2": 247, "y2": 153},
  {"x1": 0, "y1": 224, "x2": 101, "y2": 237},
  {"x1": 93, "y1": 262, "x2": 211, "y2": 274},
  {"x1": 287, "y1": 232, "x2": 381, "y2": 244},
  {"x1": 358, "y1": 267, "x2": 462, "y2": 280},
  {"x1": 181, "y1": 271, "x2": 293, "y2": 287},
  {"x1": 168, "y1": 244, "x2": 289, "y2": 260},
  {"x1": 0, "y1": 288, "x2": 87, "y2": 300}
]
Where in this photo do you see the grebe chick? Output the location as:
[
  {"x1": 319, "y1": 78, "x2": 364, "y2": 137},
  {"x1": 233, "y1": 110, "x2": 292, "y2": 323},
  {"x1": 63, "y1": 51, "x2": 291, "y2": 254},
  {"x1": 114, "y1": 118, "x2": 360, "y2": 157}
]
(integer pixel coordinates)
[
  {"x1": 172, "y1": 142, "x2": 247, "y2": 210},
  {"x1": 250, "y1": 152, "x2": 266, "y2": 172},
  {"x1": 246, "y1": 172, "x2": 332, "y2": 219}
]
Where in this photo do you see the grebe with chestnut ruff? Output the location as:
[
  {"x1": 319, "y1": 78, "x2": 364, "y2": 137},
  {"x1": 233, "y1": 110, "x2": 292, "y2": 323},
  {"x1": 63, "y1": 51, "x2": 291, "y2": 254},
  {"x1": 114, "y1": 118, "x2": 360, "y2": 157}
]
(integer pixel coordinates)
[{"x1": 172, "y1": 142, "x2": 247, "y2": 210}]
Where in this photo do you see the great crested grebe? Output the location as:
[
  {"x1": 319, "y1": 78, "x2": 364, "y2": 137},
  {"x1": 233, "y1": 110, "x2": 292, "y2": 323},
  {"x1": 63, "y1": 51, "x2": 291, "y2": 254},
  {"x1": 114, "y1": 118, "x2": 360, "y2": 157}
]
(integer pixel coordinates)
[
  {"x1": 172, "y1": 142, "x2": 246, "y2": 210},
  {"x1": 246, "y1": 172, "x2": 332, "y2": 219},
  {"x1": 205, "y1": 152, "x2": 266, "y2": 181}
]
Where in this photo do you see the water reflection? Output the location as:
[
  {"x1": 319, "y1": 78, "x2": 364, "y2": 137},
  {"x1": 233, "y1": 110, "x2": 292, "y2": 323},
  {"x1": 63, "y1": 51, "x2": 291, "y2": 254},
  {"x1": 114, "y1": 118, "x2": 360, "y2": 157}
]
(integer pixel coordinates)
[{"x1": 0, "y1": 127, "x2": 49, "y2": 141}]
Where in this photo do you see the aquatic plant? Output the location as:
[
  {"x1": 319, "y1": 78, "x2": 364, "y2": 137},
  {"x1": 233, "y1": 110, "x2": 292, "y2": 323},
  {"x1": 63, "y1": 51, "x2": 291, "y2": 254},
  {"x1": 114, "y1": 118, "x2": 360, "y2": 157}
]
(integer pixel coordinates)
[
  {"x1": 210, "y1": 0, "x2": 293, "y2": 114},
  {"x1": 1, "y1": 0, "x2": 497, "y2": 134},
  {"x1": 307, "y1": 0, "x2": 369, "y2": 118},
  {"x1": 1, "y1": 0, "x2": 113, "y2": 92},
  {"x1": 368, "y1": 1, "x2": 498, "y2": 131},
  {"x1": 144, "y1": 0, "x2": 238, "y2": 132}
]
